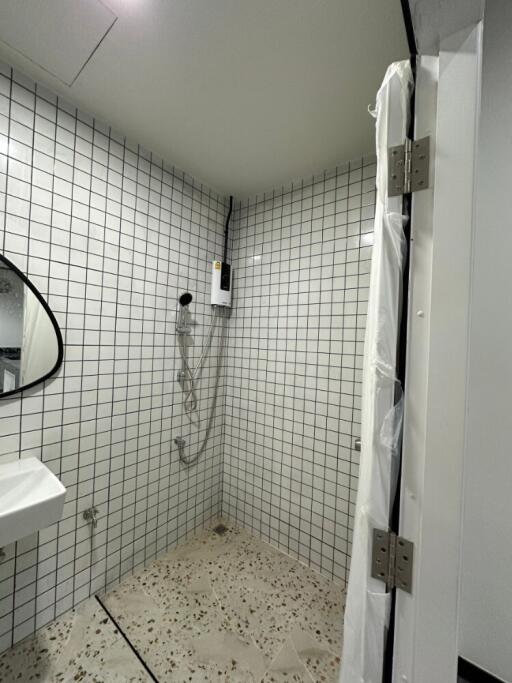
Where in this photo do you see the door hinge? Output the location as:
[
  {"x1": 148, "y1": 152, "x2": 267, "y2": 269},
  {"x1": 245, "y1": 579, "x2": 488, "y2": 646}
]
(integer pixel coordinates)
[
  {"x1": 388, "y1": 136, "x2": 430, "y2": 196},
  {"x1": 371, "y1": 528, "x2": 414, "y2": 593}
]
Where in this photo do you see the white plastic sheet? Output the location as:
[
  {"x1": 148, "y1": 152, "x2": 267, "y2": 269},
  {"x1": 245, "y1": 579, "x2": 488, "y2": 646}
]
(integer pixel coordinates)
[{"x1": 339, "y1": 61, "x2": 413, "y2": 683}]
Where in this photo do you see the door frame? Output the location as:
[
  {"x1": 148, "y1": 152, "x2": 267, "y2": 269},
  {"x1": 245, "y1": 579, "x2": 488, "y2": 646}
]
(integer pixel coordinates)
[{"x1": 392, "y1": 22, "x2": 483, "y2": 683}]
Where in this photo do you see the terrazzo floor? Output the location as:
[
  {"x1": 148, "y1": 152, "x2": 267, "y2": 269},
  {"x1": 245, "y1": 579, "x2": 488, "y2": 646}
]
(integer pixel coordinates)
[{"x1": 0, "y1": 522, "x2": 345, "y2": 682}]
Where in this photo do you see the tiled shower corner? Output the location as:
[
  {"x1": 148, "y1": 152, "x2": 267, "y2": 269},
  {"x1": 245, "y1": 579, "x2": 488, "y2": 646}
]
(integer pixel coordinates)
[
  {"x1": 0, "y1": 57, "x2": 374, "y2": 662},
  {"x1": 223, "y1": 159, "x2": 376, "y2": 584}
]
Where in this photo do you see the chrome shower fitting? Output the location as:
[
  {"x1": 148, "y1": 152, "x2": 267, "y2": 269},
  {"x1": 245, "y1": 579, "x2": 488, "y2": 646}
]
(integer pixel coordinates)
[
  {"x1": 83, "y1": 506, "x2": 99, "y2": 529},
  {"x1": 174, "y1": 292, "x2": 228, "y2": 467},
  {"x1": 176, "y1": 316, "x2": 191, "y2": 335},
  {"x1": 176, "y1": 292, "x2": 193, "y2": 335},
  {"x1": 176, "y1": 314, "x2": 191, "y2": 336},
  {"x1": 176, "y1": 292, "x2": 192, "y2": 337},
  {"x1": 174, "y1": 437, "x2": 186, "y2": 458}
]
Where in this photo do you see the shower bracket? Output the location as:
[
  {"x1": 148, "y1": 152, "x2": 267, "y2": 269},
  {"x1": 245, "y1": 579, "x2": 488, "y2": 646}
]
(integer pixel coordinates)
[{"x1": 371, "y1": 528, "x2": 414, "y2": 593}]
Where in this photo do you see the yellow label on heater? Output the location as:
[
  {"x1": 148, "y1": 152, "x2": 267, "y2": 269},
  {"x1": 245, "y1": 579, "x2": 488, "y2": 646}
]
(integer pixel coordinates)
[{"x1": 215, "y1": 262, "x2": 221, "y2": 269}]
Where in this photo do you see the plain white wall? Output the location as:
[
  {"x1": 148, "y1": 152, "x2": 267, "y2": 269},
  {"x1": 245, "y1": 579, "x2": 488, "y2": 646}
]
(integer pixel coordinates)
[{"x1": 459, "y1": 1, "x2": 512, "y2": 680}]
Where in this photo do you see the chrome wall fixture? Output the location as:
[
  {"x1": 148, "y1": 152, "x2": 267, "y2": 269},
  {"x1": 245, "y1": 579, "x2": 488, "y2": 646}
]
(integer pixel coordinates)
[
  {"x1": 83, "y1": 506, "x2": 99, "y2": 529},
  {"x1": 174, "y1": 293, "x2": 228, "y2": 467}
]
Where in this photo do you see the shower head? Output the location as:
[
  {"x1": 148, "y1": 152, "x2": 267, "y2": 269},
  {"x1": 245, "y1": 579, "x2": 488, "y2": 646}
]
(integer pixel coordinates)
[{"x1": 179, "y1": 292, "x2": 193, "y2": 307}]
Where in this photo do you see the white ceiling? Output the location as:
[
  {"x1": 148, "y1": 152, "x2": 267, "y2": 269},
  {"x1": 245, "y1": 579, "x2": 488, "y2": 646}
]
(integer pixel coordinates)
[
  {"x1": 409, "y1": 0, "x2": 484, "y2": 54},
  {"x1": 0, "y1": 0, "x2": 408, "y2": 197},
  {"x1": 0, "y1": 0, "x2": 116, "y2": 86}
]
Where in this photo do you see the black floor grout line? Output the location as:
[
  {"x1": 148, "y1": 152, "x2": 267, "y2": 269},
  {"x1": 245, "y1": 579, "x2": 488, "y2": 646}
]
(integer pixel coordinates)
[{"x1": 94, "y1": 594, "x2": 160, "y2": 683}]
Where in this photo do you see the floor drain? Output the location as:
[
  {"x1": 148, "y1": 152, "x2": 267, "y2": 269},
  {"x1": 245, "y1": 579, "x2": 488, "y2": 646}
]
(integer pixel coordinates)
[{"x1": 213, "y1": 523, "x2": 228, "y2": 535}]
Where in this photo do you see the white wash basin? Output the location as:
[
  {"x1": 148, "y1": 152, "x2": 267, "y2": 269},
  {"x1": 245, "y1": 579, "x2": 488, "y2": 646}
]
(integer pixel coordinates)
[{"x1": 0, "y1": 458, "x2": 66, "y2": 547}]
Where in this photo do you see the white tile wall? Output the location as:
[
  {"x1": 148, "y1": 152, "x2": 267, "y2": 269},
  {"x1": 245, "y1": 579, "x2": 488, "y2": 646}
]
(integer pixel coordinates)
[
  {"x1": 0, "y1": 56, "x2": 376, "y2": 655},
  {"x1": 222, "y1": 158, "x2": 376, "y2": 583},
  {"x1": 0, "y1": 62, "x2": 230, "y2": 653}
]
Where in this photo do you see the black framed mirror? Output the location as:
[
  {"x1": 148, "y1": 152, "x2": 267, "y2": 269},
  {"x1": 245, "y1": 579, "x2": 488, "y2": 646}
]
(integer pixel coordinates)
[{"x1": 0, "y1": 254, "x2": 63, "y2": 399}]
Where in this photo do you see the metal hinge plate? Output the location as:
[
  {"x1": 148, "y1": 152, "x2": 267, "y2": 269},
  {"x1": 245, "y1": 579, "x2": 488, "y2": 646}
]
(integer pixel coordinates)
[
  {"x1": 371, "y1": 528, "x2": 414, "y2": 593},
  {"x1": 388, "y1": 136, "x2": 430, "y2": 196}
]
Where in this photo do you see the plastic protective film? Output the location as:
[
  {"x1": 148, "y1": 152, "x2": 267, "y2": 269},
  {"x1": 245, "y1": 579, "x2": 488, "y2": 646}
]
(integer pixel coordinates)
[{"x1": 339, "y1": 60, "x2": 413, "y2": 683}]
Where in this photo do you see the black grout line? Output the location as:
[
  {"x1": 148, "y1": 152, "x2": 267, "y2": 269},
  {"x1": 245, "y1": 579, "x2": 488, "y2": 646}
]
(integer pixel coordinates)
[
  {"x1": 103, "y1": 124, "x2": 125, "y2": 594},
  {"x1": 94, "y1": 594, "x2": 160, "y2": 683}
]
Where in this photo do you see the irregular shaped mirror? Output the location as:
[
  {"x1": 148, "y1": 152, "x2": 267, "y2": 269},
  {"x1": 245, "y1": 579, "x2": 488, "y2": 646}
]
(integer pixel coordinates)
[{"x1": 0, "y1": 254, "x2": 63, "y2": 398}]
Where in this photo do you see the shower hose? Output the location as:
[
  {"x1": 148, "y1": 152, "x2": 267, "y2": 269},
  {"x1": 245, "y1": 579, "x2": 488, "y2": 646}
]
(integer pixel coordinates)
[{"x1": 175, "y1": 306, "x2": 227, "y2": 467}]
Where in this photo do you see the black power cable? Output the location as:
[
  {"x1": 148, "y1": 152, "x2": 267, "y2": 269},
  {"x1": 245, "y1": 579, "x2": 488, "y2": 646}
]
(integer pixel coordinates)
[{"x1": 223, "y1": 195, "x2": 233, "y2": 263}]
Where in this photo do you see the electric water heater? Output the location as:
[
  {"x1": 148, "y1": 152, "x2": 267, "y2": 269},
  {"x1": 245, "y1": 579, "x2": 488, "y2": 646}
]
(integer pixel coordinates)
[{"x1": 211, "y1": 260, "x2": 232, "y2": 307}]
